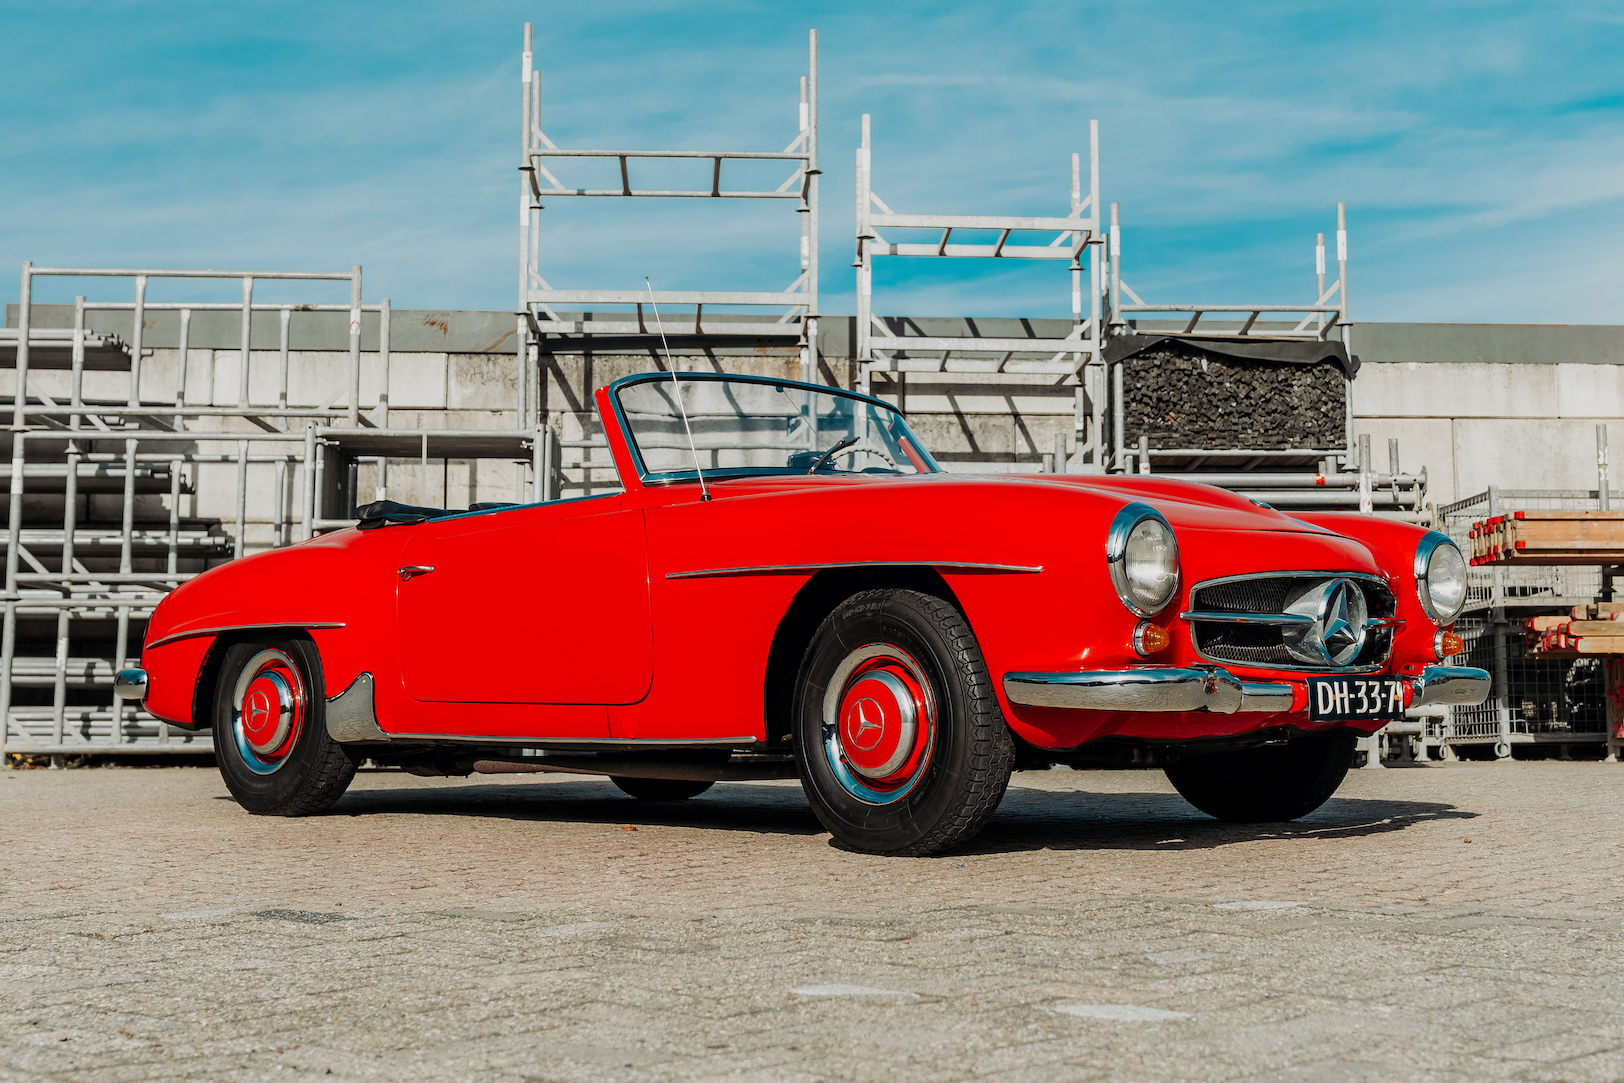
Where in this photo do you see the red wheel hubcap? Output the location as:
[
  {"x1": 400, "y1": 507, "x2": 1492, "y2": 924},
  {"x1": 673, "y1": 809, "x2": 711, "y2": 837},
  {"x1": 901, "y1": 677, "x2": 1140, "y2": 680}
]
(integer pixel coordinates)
[
  {"x1": 233, "y1": 650, "x2": 304, "y2": 762},
  {"x1": 837, "y1": 658, "x2": 930, "y2": 782}
]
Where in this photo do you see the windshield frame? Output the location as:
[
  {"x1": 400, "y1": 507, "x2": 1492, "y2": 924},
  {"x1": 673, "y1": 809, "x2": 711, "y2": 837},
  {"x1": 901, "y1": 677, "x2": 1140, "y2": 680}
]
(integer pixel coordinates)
[{"x1": 608, "y1": 371, "x2": 942, "y2": 484}]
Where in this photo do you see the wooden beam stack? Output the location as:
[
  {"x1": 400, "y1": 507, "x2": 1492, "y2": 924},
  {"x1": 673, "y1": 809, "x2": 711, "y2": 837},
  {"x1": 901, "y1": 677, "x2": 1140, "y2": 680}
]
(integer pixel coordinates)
[
  {"x1": 1469, "y1": 510, "x2": 1624, "y2": 566},
  {"x1": 1525, "y1": 605, "x2": 1624, "y2": 656}
]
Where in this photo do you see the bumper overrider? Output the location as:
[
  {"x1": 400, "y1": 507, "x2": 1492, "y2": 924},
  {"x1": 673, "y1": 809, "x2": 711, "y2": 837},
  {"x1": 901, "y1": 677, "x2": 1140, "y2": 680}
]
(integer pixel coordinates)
[{"x1": 1002, "y1": 664, "x2": 1490, "y2": 715}]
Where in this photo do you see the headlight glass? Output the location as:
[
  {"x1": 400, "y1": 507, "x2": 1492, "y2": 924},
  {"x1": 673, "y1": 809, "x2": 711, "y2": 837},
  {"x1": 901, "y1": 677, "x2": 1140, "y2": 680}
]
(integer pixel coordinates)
[
  {"x1": 1108, "y1": 504, "x2": 1180, "y2": 616},
  {"x1": 1416, "y1": 532, "x2": 1467, "y2": 624}
]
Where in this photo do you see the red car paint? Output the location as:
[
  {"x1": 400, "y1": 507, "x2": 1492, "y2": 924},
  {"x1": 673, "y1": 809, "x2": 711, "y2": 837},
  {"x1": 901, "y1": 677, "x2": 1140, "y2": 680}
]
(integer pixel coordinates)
[{"x1": 139, "y1": 382, "x2": 1446, "y2": 749}]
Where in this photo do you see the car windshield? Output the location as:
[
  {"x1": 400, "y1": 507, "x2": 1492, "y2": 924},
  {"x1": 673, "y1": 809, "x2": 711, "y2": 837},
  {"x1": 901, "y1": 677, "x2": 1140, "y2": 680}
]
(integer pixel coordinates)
[{"x1": 615, "y1": 375, "x2": 941, "y2": 481}]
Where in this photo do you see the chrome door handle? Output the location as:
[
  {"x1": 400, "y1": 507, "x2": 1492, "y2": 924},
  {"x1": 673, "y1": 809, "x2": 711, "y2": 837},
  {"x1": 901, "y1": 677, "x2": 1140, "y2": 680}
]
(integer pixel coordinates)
[{"x1": 399, "y1": 565, "x2": 435, "y2": 581}]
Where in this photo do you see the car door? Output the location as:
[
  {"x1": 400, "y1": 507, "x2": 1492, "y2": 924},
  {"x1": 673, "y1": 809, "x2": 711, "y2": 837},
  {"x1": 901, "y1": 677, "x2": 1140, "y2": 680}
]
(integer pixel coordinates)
[{"x1": 396, "y1": 496, "x2": 653, "y2": 705}]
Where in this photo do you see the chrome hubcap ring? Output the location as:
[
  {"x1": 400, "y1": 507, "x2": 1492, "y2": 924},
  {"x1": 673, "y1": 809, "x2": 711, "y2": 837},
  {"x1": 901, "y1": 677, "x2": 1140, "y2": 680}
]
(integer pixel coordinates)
[
  {"x1": 821, "y1": 642, "x2": 936, "y2": 805},
  {"x1": 231, "y1": 649, "x2": 305, "y2": 775}
]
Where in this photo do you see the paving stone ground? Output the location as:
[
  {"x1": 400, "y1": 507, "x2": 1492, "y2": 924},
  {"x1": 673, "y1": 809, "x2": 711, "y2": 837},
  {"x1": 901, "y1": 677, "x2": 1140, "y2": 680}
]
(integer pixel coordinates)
[{"x1": 3, "y1": 760, "x2": 1624, "y2": 1082}]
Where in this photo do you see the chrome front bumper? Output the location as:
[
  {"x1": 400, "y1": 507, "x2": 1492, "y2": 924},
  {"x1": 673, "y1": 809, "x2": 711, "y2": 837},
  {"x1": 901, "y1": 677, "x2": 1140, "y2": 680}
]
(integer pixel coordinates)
[
  {"x1": 1002, "y1": 664, "x2": 1490, "y2": 715},
  {"x1": 113, "y1": 668, "x2": 148, "y2": 701},
  {"x1": 1409, "y1": 665, "x2": 1492, "y2": 708}
]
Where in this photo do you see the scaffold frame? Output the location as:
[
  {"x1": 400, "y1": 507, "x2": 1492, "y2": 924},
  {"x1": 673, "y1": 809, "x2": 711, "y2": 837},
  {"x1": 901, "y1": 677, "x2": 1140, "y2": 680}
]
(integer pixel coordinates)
[{"x1": 518, "y1": 23, "x2": 821, "y2": 383}]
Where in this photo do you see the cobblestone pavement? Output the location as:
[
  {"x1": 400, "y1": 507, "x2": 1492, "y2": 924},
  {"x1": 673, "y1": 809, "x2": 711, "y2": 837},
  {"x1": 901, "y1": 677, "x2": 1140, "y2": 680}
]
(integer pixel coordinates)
[{"x1": 3, "y1": 760, "x2": 1624, "y2": 1082}]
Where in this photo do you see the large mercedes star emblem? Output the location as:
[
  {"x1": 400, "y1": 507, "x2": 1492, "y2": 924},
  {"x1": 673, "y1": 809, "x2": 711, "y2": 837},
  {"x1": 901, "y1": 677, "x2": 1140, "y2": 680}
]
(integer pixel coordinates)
[
  {"x1": 1282, "y1": 577, "x2": 1369, "y2": 666},
  {"x1": 1313, "y1": 579, "x2": 1368, "y2": 665}
]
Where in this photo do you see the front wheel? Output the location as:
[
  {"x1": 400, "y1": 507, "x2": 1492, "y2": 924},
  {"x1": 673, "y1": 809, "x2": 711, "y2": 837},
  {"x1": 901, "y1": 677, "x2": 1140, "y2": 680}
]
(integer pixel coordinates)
[
  {"x1": 1163, "y1": 732, "x2": 1356, "y2": 823},
  {"x1": 213, "y1": 635, "x2": 356, "y2": 816},
  {"x1": 792, "y1": 589, "x2": 1015, "y2": 856}
]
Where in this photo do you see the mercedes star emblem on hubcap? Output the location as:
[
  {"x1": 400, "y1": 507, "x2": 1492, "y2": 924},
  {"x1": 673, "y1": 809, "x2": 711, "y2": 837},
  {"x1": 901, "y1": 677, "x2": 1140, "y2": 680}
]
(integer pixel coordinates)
[
  {"x1": 248, "y1": 689, "x2": 272, "y2": 732},
  {"x1": 845, "y1": 697, "x2": 886, "y2": 751}
]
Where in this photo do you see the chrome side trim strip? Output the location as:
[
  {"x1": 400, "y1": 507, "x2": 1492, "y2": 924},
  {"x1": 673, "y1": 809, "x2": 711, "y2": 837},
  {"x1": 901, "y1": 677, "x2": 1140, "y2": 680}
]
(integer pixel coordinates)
[
  {"x1": 666, "y1": 560, "x2": 1041, "y2": 580},
  {"x1": 147, "y1": 621, "x2": 346, "y2": 650},
  {"x1": 1411, "y1": 665, "x2": 1491, "y2": 708},
  {"x1": 325, "y1": 672, "x2": 390, "y2": 744},
  {"x1": 1003, "y1": 667, "x2": 1296, "y2": 715},
  {"x1": 383, "y1": 735, "x2": 761, "y2": 749}
]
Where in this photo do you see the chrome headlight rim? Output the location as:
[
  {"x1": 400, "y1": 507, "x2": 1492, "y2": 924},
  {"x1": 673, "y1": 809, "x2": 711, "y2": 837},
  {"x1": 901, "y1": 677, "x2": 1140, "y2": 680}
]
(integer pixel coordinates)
[
  {"x1": 1414, "y1": 530, "x2": 1467, "y2": 625},
  {"x1": 1107, "y1": 502, "x2": 1180, "y2": 618}
]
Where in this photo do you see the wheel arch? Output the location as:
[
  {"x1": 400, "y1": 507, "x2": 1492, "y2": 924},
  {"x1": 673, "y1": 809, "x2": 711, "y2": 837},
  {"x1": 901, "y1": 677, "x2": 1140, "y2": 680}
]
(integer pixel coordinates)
[
  {"x1": 191, "y1": 625, "x2": 325, "y2": 731},
  {"x1": 762, "y1": 565, "x2": 968, "y2": 746}
]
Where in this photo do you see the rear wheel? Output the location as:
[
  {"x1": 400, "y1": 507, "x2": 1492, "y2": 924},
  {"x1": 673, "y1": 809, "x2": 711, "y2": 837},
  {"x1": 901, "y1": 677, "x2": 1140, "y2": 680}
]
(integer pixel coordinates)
[
  {"x1": 792, "y1": 589, "x2": 1015, "y2": 856},
  {"x1": 213, "y1": 635, "x2": 355, "y2": 816},
  {"x1": 609, "y1": 777, "x2": 714, "y2": 801},
  {"x1": 1163, "y1": 732, "x2": 1356, "y2": 823}
]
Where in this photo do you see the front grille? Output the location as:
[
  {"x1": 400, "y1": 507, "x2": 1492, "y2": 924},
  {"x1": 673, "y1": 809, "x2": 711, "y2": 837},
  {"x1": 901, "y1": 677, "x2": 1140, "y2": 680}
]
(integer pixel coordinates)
[{"x1": 1187, "y1": 573, "x2": 1397, "y2": 670}]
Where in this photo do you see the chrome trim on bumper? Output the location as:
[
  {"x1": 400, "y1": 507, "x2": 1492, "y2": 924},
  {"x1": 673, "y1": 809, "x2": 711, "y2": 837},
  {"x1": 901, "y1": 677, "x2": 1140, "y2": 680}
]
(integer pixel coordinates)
[
  {"x1": 113, "y1": 668, "x2": 148, "y2": 701},
  {"x1": 325, "y1": 672, "x2": 390, "y2": 744},
  {"x1": 1003, "y1": 667, "x2": 1296, "y2": 715},
  {"x1": 1411, "y1": 665, "x2": 1491, "y2": 708}
]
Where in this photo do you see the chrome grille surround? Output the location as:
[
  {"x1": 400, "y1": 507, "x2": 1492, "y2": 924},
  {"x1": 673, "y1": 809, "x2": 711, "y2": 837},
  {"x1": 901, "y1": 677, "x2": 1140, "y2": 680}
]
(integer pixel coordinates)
[{"x1": 1182, "y1": 571, "x2": 1399, "y2": 672}]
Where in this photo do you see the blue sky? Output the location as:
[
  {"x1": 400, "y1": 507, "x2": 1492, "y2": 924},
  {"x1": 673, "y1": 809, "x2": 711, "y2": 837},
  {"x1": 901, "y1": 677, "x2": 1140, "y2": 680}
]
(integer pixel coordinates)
[{"x1": 3, "y1": 1, "x2": 1622, "y2": 323}]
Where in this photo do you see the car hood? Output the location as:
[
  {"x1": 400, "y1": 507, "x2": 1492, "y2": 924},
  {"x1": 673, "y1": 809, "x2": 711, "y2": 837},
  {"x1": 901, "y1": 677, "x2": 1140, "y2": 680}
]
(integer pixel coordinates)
[{"x1": 696, "y1": 471, "x2": 1330, "y2": 535}]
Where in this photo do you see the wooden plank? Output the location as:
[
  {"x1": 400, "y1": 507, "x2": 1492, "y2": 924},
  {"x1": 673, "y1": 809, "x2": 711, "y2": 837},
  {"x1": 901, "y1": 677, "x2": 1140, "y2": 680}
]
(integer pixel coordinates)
[
  {"x1": 1569, "y1": 621, "x2": 1624, "y2": 635},
  {"x1": 1505, "y1": 522, "x2": 1624, "y2": 545}
]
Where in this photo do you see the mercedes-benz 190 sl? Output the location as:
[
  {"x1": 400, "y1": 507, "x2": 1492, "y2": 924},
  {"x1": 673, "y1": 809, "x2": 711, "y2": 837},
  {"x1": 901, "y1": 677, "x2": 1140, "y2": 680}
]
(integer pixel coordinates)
[{"x1": 118, "y1": 372, "x2": 1489, "y2": 855}]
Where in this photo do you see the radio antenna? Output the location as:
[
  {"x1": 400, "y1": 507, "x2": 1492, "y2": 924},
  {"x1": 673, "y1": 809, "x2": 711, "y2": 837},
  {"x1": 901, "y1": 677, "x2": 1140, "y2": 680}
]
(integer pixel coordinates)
[{"x1": 645, "y1": 278, "x2": 710, "y2": 502}]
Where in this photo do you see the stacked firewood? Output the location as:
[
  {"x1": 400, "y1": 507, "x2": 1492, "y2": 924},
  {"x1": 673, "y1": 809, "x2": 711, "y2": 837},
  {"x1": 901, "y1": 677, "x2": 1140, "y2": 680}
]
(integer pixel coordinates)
[
  {"x1": 1469, "y1": 510, "x2": 1624, "y2": 565},
  {"x1": 1122, "y1": 343, "x2": 1345, "y2": 451},
  {"x1": 1525, "y1": 605, "x2": 1624, "y2": 655}
]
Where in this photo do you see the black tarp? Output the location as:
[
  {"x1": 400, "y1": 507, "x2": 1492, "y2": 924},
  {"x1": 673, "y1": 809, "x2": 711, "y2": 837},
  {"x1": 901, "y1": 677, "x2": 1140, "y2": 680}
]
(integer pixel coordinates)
[{"x1": 1102, "y1": 333, "x2": 1358, "y2": 378}]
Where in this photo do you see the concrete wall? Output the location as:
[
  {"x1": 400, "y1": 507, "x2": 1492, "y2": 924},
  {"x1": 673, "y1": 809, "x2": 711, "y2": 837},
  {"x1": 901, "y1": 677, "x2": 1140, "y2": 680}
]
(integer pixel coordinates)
[
  {"x1": 1348, "y1": 324, "x2": 1624, "y2": 509},
  {"x1": 8, "y1": 304, "x2": 1624, "y2": 532}
]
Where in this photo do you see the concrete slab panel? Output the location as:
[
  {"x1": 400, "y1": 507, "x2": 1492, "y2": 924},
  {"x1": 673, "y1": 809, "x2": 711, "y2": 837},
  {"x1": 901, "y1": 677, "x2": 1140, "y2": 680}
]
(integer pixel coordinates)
[
  {"x1": 1350, "y1": 362, "x2": 1557, "y2": 418},
  {"x1": 1452, "y1": 418, "x2": 1612, "y2": 497},
  {"x1": 1557, "y1": 364, "x2": 1624, "y2": 418},
  {"x1": 448, "y1": 353, "x2": 519, "y2": 411},
  {"x1": 386, "y1": 353, "x2": 448, "y2": 410},
  {"x1": 283, "y1": 351, "x2": 363, "y2": 410}
]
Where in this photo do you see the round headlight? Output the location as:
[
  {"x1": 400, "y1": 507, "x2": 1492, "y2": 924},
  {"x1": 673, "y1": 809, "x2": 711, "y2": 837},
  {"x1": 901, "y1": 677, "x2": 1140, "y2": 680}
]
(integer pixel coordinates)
[
  {"x1": 1415, "y1": 531, "x2": 1467, "y2": 624},
  {"x1": 1108, "y1": 503, "x2": 1179, "y2": 616}
]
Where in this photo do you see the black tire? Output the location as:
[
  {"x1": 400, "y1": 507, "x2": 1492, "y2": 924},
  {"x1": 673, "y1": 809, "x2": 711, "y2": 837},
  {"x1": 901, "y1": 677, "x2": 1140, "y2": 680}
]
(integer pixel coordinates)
[
  {"x1": 1163, "y1": 732, "x2": 1356, "y2": 823},
  {"x1": 609, "y1": 777, "x2": 714, "y2": 801},
  {"x1": 792, "y1": 588, "x2": 1015, "y2": 856},
  {"x1": 213, "y1": 634, "x2": 356, "y2": 816}
]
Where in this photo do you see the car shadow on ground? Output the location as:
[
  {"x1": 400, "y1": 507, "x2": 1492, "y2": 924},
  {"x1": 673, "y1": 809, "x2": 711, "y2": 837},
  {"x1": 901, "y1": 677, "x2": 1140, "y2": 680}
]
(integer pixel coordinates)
[
  {"x1": 300, "y1": 774, "x2": 1477, "y2": 854},
  {"x1": 321, "y1": 777, "x2": 828, "y2": 838},
  {"x1": 958, "y1": 786, "x2": 1478, "y2": 855}
]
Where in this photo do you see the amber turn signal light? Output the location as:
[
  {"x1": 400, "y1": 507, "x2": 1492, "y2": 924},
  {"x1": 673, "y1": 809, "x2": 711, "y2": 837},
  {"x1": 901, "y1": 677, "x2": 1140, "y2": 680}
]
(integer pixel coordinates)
[
  {"x1": 1436, "y1": 629, "x2": 1464, "y2": 659},
  {"x1": 1133, "y1": 621, "x2": 1171, "y2": 657}
]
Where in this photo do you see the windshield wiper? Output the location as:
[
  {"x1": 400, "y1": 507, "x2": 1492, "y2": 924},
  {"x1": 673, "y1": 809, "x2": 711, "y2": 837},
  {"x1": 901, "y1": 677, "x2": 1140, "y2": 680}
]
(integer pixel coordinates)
[{"x1": 806, "y1": 436, "x2": 859, "y2": 474}]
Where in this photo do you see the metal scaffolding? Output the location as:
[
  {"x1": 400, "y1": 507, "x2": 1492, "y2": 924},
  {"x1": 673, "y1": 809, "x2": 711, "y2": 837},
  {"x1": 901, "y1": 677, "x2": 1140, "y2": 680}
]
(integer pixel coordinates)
[
  {"x1": 2, "y1": 263, "x2": 549, "y2": 760},
  {"x1": 1105, "y1": 202, "x2": 1353, "y2": 471},
  {"x1": 517, "y1": 22, "x2": 821, "y2": 384},
  {"x1": 854, "y1": 114, "x2": 1104, "y2": 466}
]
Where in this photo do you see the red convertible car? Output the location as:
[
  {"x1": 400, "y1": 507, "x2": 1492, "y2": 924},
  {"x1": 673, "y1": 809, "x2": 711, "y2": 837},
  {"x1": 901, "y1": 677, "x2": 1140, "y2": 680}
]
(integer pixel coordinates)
[{"x1": 119, "y1": 372, "x2": 1488, "y2": 855}]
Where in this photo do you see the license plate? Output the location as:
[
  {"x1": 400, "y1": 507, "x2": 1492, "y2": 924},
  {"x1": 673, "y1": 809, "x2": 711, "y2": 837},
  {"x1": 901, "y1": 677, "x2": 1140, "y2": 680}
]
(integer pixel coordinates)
[{"x1": 1307, "y1": 677, "x2": 1407, "y2": 722}]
